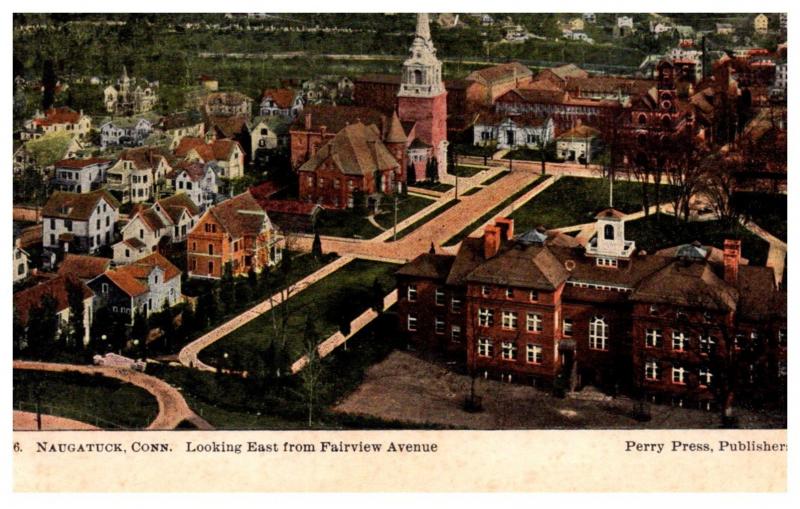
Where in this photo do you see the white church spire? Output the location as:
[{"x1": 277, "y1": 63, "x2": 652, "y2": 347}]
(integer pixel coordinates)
[
  {"x1": 398, "y1": 13, "x2": 444, "y2": 98},
  {"x1": 415, "y1": 13, "x2": 431, "y2": 42}
]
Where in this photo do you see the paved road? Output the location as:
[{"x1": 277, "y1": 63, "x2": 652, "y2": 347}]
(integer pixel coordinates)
[{"x1": 13, "y1": 360, "x2": 212, "y2": 430}]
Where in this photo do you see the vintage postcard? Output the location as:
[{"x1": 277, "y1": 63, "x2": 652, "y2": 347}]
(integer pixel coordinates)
[{"x1": 9, "y1": 6, "x2": 789, "y2": 493}]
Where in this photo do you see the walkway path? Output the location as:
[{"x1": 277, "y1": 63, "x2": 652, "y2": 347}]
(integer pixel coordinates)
[
  {"x1": 13, "y1": 360, "x2": 212, "y2": 430},
  {"x1": 178, "y1": 255, "x2": 355, "y2": 372},
  {"x1": 13, "y1": 411, "x2": 100, "y2": 431},
  {"x1": 742, "y1": 219, "x2": 787, "y2": 285}
]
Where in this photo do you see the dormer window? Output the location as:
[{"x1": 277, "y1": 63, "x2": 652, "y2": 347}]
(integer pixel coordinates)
[
  {"x1": 505, "y1": 288, "x2": 514, "y2": 299},
  {"x1": 604, "y1": 224, "x2": 614, "y2": 240}
]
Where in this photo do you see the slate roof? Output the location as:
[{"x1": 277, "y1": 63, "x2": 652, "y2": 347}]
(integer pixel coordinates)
[
  {"x1": 297, "y1": 122, "x2": 400, "y2": 176},
  {"x1": 396, "y1": 253, "x2": 456, "y2": 280},
  {"x1": 630, "y1": 260, "x2": 738, "y2": 311},
  {"x1": 466, "y1": 243, "x2": 570, "y2": 291},
  {"x1": 207, "y1": 191, "x2": 268, "y2": 239},
  {"x1": 42, "y1": 189, "x2": 120, "y2": 221}
]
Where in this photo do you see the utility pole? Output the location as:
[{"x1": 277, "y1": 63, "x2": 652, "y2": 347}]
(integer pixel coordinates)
[
  {"x1": 455, "y1": 173, "x2": 459, "y2": 200},
  {"x1": 393, "y1": 194, "x2": 398, "y2": 241}
]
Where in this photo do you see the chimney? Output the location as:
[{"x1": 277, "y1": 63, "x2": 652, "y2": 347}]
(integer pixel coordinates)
[
  {"x1": 494, "y1": 217, "x2": 514, "y2": 241},
  {"x1": 723, "y1": 239, "x2": 741, "y2": 285},
  {"x1": 304, "y1": 112, "x2": 312, "y2": 130},
  {"x1": 483, "y1": 225, "x2": 502, "y2": 259}
]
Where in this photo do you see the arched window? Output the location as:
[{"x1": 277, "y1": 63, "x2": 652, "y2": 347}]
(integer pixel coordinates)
[
  {"x1": 661, "y1": 116, "x2": 672, "y2": 129},
  {"x1": 604, "y1": 224, "x2": 614, "y2": 240},
  {"x1": 589, "y1": 316, "x2": 608, "y2": 350},
  {"x1": 638, "y1": 114, "x2": 647, "y2": 125},
  {"x1": 413, "y1": 70, "x2": 423, "y2": 85}
]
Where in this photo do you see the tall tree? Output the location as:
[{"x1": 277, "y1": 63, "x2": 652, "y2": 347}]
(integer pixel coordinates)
[
  {"x1": 41, "y1": 59, "x2": 57, "y2": 111},
  {"x1": 298, "y1": 314, "x2": 324, "y2": 427},
  {"x1": 66, "y1": 278, "x2": 86, "y2": 350}
]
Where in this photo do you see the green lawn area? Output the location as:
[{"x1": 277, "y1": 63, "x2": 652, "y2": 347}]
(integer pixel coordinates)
[
  {"x1": 450, "y1": 165, "x2": 485, "y2": 178},
  {"x1": 625, "y1": 214, "x2": 771, "y2": 266},
  {"x1": 314, "y1": 195, "x2": 433, "y2": 239},
  {"x1": 13, "y1": 370, "x2": 159, "y2": 429},
  {"x1": 480, "y1": 170, "x2": 513, "y2": 186},
  {"x1": 410, "y1": 181, "x2": 454, "y2": 193},
  {"x1": 443, "y1": 175, "x2": 551, "y2": 247},
  {"x1": 732, "y1": 192, "x2": 786, "y2": 242},
  {"x1": 509, "y1": 176, "x2": 678, "y2": 231},
  {"x1": 392, "y1": 199, "x2": 460, "y2": 240},
  {"x1": 199, "y1": 259, "x2": 399, "y2": 372}
]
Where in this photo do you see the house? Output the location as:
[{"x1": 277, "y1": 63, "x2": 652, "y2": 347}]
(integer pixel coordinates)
[
  {"x1": 186, "y1": 191, "x2": 283, "y2": 279},
  {"x1": 88, "y1": 252, "x2": 182, "y2": 322},
  {"x1": 617, "y1": 16, "x2": 634, "y2": 32},
  {"x1": 464, "y1": 62, "x2": 534, "y2": 107},
  {"x1": 754, "y1": 14, "x2": 769, "y2": 34},
  {"x1": 112, "y1": 193, "x2": 200, "y2": 265},
  {"x1": 13, "y1": 238, "x2": 30, "y2": 284},
  {"x1": 569, "y1": 17, "x2": 585, "y2": 31},
  {"x1": 99, "y1": 114, "x2": 158, "y2": 149},
  {"x1": 42, "y1": 189, "x2": 120, "y2": 254},
  {"x1": 582, "y1": 13, "x2": 596, "y2": 24},
  {"x1": 21, "y1": 107, "x2": 92, "y2": 141},
  {"x1": 337, "y1": 77, "x2": 355, "y2": 100},
  {"x1": 14, "y1": 132, "x2": 85, "y2": 175},
  {"x1": 57, "y1": 253, "x2": 112, "y2": 283},
  {"x1": 204, "y1": 91, "x2": 253, "y2": 118},
  {"x1": 298, "y1": 121, "x2": 403, "y2": 208},
  {"x1": 650, "y1": 21, "x2": 674, "y2": 36},
  {"x1": 473, "y1": 113, "x2": 555, "y2": 150},
  {"x1": 166, "y1": 161, "x2": 219, "y2": 212},
  {"x1": 534, "y1": 64, "x2": 590, "y2": 88},
  {"x1": 396, "y1": 216, "x2": 785, "y2": 407},
  {"x1": 258, "y1": 88, "x2": 304, "y2": 119},
  {"x1": 51, "y1": 158, "x2": 112, "y2": 193},
  {"x1": 14, "y1": 274, "x2": 95, "y2": 346},
  {"x1": 106, "y1": 147, "x2": 173, "y2": 204},
  {"x1": 103, "y1": 66, "x2": 159, "y2": 115},
  {"x1": 156, "y1": 111, "x2": 206, "y2": 150},
  {"x1": 716, "y1": 23, "x2": 735, "y2": 35},
  {"x1": 556, "y1": 124, "x2": 603, "y2": 163},
  {"x1": 174, "y1": 137, "x2": 245, "y2": 179},
  {"x1": 250, "y1": 116, "x2": 290, "y2": 160}
]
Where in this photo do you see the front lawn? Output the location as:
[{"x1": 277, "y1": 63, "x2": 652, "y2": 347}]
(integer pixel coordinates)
[
  {"x1": 13, "y1": 369, "x2": 159, "y2": 429},
  {"x1": 373, "y1": 195, "x2": 436, "y2": 230},
  {"x1": 314, "y1": 195, "x2": 434, "y2": 239},
  {"x1": 509, "y1": 176, "x2": 678, "y2": 231},
  {"x1": 625, "y1": 214, "x2": 770, "y2": 266},
  {"x1": 410, "y1": 181, "x2": 454, "y2": 193},
  {"x1": 450, "y1": 165, "x2": 485, "y2": 178},
  {"x1": 199, "y1": 259, "x2": 399, "y2": 373},
  {"x1": 732, "y1": 191, "x2": 786, "y2": 242}
]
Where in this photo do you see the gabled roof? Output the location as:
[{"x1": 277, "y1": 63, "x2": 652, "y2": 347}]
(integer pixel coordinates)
[
  {"x1": 176, "y1": 137, "x2": 241, "y2": 162},
  {"x1": 630, "y1": 260, "x2": 738, "y2": 311},
  {"x1": 57, "y1": 254, "x2": 112, "y2": 280},
  {"x1": 102, "y1": 252, "x2": 182, "y2": 298},
  {"x1": 54, "y1": 157, "x2": 112, "y2": 169},
  {"x1": 466, "y1": 243, "x2": 570, "y2": 291},
  {"x1": 467, "y1": 62, "x2": 533, "y2": 85},
  {"x1": 291, "y1": 105, "x2": 385, "y2": 133},
  {"x1": 206, "y1": 115, "x2": 249, "y2": 138},
  {"x1": 14, "y1": 274, "x2": 93, "y2": 324},
  {"x1": 32, "y1": 107, "x2": 83, "y2": 127},
  {"x1": 157, "y1": 193, "x2": 200, "y2": 221},
  {"x1": 558, "y1": 124, "x2": 601, "y2": 140},
  {"x1": 167, "y1": 161, "x2": 208, "y2": 182},
  {"x1": 297, "y1": 122, "x2": 400, "y2": 176},
  {"x1": 396, "y1": 253, "x2": 455, "y2": 280},
  {"x1": 205, "y1": 191, "x2": 269, "y2": 239},
  {"x1": 42, "y1": 189, "x2": 120, "y2": 221},
  {"x1": 260, "y1": 88, "x2": 298, "y2": 108},
  {"x1": 119, "y1": 146, "x2": 171, "y2": 171},
  {"x1": 544, "y1": 64, "x2": 589, "y2": 80}
]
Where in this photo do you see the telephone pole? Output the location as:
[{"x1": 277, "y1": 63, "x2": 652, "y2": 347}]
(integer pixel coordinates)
[{"x1": 393, "y1": 194, "x2": 398, "y2": 241}]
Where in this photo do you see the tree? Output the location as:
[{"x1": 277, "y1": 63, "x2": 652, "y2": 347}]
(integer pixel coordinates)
[
  {"x1": 220, "y1": 262, "x2": 236, "y2": 313},
  {"x1": 406, "y1": 162, "x2": 416, "y2": 186},
  {"x1": 425, "y1": 157, "x2": 439, "y2": 182},
  {"x1": 13, "y1": 305, "x2": 26, "y2": 356},
  {"x1": 65, "y1": 278, "x2": 86, "y2": 350},
  {"x1": 41, "y1": 59, "x2": 57, "y2": 111},
  {"x1": 370, "y1": 277, "x2": 384, "y2": 313},
  {"x1": 25, "y1": 295, "x2": 59, "y2": 359},
  {"x1": 298, "y1": 314, "x2": 324, "y2": 427},
  {"x1": 311, "y1": 231, "x2": 323, "y2": 262},
  {"x1": 131, "y1": 310, "x2": 148, "y2": 348}
]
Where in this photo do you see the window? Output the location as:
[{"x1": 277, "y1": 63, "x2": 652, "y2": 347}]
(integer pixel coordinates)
[
  {"x1": 526, "y1": 344, "x2": 543, "y2": 364},
  {"x1": 645, "y1": 328, "x2": 662, "y2": 348},
  {"x1": 699, "y1": 334, "x2": 716, "y2": 354},
  {"x1": 501, "y1": 341, "x2": 517, "y2": 360},
  {"x1": 563, "y1": 319, "x2": 573, "y2": 337},
  {"x1": 407, "y1": 284, "x2": 417, "y2": 302},
  {"x1": 529, "y1": 290, "x2": 538, "y2": 301},
  {"x1": 505, "y1": 287, "x2": 514, "y2": 299},
  {"x1": 477, "y1": 338, "x2": 493, "y2": 357},
  {"x1": 589, "y1": 316, "x2": 608, "y2": 350},
  {"x1": 435, "y1": 317, "x2": 445, "y2": 335},
  {"x1": 208, "y1": 261, "x2": 214, "y2": 274},
  {"x1": 481, "y1": 285, "x2": 490, "y2": 297},
  {"x1": 645, "y1": 361, "x2": 660, "y2": 381},
  {"x1": 672, "y1": 330, "x2": 687, "y2": 351},
  {"x1": 596, "y1": 257, "x2": 618, "y2": 267},
  {"x1": 101, "y1": 283, "x2": 109, "y2": 295},
  {"x1": 451, "y1": 325, "x2": 462, "y2": 342},
  {"x1": 501, "y1": 311, "x2": 518, "y2": 330},
  {"x1": 699, "y1": 367, "x2": 713, "y2": 387},
  {"x1": 407, "y1": 314, "x2": 417, "y2": 331},
  {"x1": 451, "y1": 297, "x2": 462, "y2": 313},
  {"x1": 604, "y1": 224, "x2": 614, "y2": 240},
  {"x1": 672, "y1": 366, "x2": 687, "y2": 385},
  {"x1": 435, "y1": 288, "x2": 445, "y2": 306},
  {"x1": 208, "y1": 244, "x2": 214, "y2": 255},
  {"x1": 649, "y1": 304, "x2": 659, "y2": 315},
  {"x1": 478, "y1": 308, "x2": 494, "y2": 327},
  {"x1": 65, "y1": 219, "x2": 72, "y2": 232},
  {"x1": 526, "y1": 313, "x2": 543, "y2": 333}
]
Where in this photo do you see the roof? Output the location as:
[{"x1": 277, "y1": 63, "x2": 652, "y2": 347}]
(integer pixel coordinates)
[
  {"x1": 119, "y1": 146, "x2": 171, "y2": 171},
  {"x1": 207, "y1": 115, "x2": 249, "y2": 138},
  {"x1": 594, "y1": 208, "x2": 626, "y2": 219},
  {"x1": 466, "y1": 62, "x2": 533, "y2": 85},
  {"x1": 32, "y1": 107, "x2": 82, "y2": 127},
  {"x1": 14, "y1": 274, "x2": 93, "y2": 324},
  {"x1": 385, "y1": 111, "x2": 408, "y2": 144},
  {"x1": 42, "y1": 189, "x2": 120, "y2": 221},
  {"x1": 565, "y1": 76, "x2": 656, "y2": 97},
  {"x1": 57, "y1": 254, "x2": 112, "y2": 280},
  {"x1": 159, "y1": 111, "x2": 204, "y2": 130},
  {"x1": 168, "y1": 161, "x2": 208, "y2": 182},
  {"x1": 396, "y1": 253, "x2": 456, "y2": 280},
  {"x1": 476, "y1": 111, "x2": 551, "y2": 128},
  {"x1": 103, "y1": 252, "x2": 182, "y2": 298},
  {"x1": 54, "y1": 157, "x2": 112, "y2": 169},
  {"x1": 544, "y1": 64, "x2": 589, "y2": 80},
  {"x1": 176, "y1": 137, "x2": 240, "y2": 162},
  {"x1": 140, "y1": 208, "x2": 167, "y2": 231},
  {"x1": 297, "y1": 122, "x2": 400, "y2": 176},
  {"x1": 261, "y1": 88, "x2": 297, "y2": 108},
  {"x1": 558, "y1": 124, "x2": 601, "y2": 140},
  {"x1": 466, "y1": 243, "x2": 570, "y2": 291},
  {"x1": 261, "y1": 199, "x2": 322, "y2": 216},
  {"x1": 157, "y1": 193, "x2": 200, "y2": 221},
  {"x1": 630, "y1": 260, "x2": 738, "y2": 311},
  {"x1": 206, "y1": 191, "x2": 269, "y2": 239},
  {"x1": 291, "y1": 105, "x2": 385, "y2": 133},
  {"x1": 205, "y1": 91, "x2": 252, "y2": 106}
]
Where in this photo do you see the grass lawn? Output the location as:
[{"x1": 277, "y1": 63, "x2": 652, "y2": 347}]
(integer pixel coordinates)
[
  {"x1": 392, "y1": 199, "x2": 461, "y2": 240},
  {"x1": 459, "y1": 187, "x2": 483, "y2": 197},
  {"x1": 450, "y1": 165, "x2": 485, "y2": 178},
  {"x1": 443, "y1": 175, "x2": 551, "y2": 247},
  {"x1": 314, "y1": 195, "x2": 433, "y2": 239},
  {"x1": 732, "y1": 191, "x2": 787, "y2": 242},
  {"x1": 625, "y1": 214, "x2": 770, "y2": 266},
  {"x1": 480, "y1": 170, "x2": 513, "y2": 186},
  {"x1": 410, "y1": 181, "x2": 454, "y2": 193},
  {"x1": 199, "y1": 259, "x2": 399, "y2": 370},
  {"x1": 13, "y1": 369, "x2": 159, "y2": 429},
  {"x1": 509, "y1": 176, "x2": 678, "y2": 231}
]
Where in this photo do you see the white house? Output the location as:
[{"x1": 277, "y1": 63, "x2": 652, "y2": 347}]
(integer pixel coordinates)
[
  {"x1": 21, "y1": 107, "x2": 92, "y2": 141},
  {"x1": 13, "y1": 239, "x2": 30, "y2": 284},
  {"x1": 167, "y1": 162, "x2": 219, "y2": 212},
  {"x1": 556, "y1": 124, "x2": 603, "y2": 163},
  {"x1": 51, "y1": 158, "x2": 112, "y2": 193},
  {"x1": 473, "y1": 114, "x2": 555, "y2": 150},
  {"x1": 258, "y1": 88, "x2": 304, "y2": 119},
  {"x1": 42, "y1": 189, "x2": 120, "y2": 254},
  {"x1": 174, "y1": 137, "x2": 245, "y2": 179},
  {"x1": 99, "y1": 116, "x2": 156, "y2": 149},
  {"x1": 105, "y1": 147, "x2": 173, "y2": 204}
]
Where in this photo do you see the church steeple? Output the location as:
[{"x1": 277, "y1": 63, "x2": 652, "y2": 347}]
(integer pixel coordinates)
[
  {"x1": 399, "y1": 13, "x2": 444, "y2": 98},
  {"x1": 415, "y1": 12, "x2": 431, "y2": 42}
]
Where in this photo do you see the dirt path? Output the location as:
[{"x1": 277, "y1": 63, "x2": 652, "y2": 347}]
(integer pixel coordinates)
[
  {"x1": 13, "y1": 360, "x2": 212, "y2": 430},
  {"x1": 13, "y1": 411, "x2": 100, "y2": 431}
]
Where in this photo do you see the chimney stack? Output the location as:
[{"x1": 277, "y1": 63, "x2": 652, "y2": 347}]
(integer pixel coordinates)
[
  {"x1": 723, "y1": 239, "x2": 741, "y2": 285},
  {"x1": 494, "y1": 217, "x2": 514, "y2": 241},
  {"x1": 483, "y1": 225, "x2": 502, "y2": 259},
  {"x1": 304, "y1": 112, "x2": 312, "y2": 131}
]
